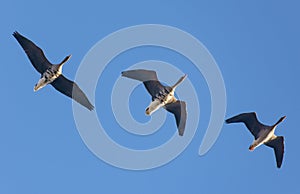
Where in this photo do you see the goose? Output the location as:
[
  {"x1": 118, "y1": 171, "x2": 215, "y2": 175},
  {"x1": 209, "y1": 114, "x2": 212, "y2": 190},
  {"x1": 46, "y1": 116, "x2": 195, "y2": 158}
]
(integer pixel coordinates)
[
  {"x1": 225, "y1": 112, "x2": 286, "y2": 168},
  {"x1": 121, "y1": 69, "x2": 187, "y2": 136},
  {"x1": 13, "y1": 31, "x2": 94, "y2": 111}
]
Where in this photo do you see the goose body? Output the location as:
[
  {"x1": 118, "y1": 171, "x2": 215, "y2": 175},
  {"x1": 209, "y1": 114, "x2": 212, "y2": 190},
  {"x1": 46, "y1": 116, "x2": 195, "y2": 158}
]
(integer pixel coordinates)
[
  {"x1": 34, "y1": 61, "x2": 65, "y2": 91},
  {"x1": 226, "y1": 112, "x2": 285, "y2": 168},
  {"x1": 122, "y1": 69, "x2": 187, "y2": 136},
  {"x1": 13, "y1": 31, "x2": 94, "y2": 111},
  {"x1": 145, "y1": 84, "x2": 178, "y2": 115}
]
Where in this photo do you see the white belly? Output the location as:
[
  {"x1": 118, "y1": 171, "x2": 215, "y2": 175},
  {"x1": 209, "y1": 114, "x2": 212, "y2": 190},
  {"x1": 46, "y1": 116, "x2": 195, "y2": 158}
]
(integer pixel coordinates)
[
  {"x1": 145, "y1": 92, "x2": 177, "y2": 115},
  {"x1": 164, "y1": 93, "x2": 176, "y2": 104},
  {"x1": 253, "y1": 127, "x2": 276, "y2": 148}
]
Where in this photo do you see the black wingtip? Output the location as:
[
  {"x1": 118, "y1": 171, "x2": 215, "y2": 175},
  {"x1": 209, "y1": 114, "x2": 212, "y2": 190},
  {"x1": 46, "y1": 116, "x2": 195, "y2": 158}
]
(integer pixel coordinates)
[
  {"x1": 12, "y1": 31, "x2": 19, "y2": 37},
  {"x1": 178, "y1": 131, "x2": 184, "y2": 136},
  {"x1": 83, "y1": 102, "x2": 94, "y2": 111},
  {"x1": 225, "y1": 119, "x2": 230, "y2": 124},
  {"x1": 88, "y1": 105, "x2": 95, "y2": 111},
  {"x1": 276, "y1": 159, "x2": 282, "y2": 168},
  {"x1": 80, "y1": 104, "x2": 94, "y2": 111}
]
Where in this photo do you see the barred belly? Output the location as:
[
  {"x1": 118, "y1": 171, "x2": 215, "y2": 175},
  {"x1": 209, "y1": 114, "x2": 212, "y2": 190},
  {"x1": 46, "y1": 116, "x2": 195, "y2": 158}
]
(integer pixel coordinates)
[{"x1": 34, "y1": 68, "x2": 61, "y2": 91}]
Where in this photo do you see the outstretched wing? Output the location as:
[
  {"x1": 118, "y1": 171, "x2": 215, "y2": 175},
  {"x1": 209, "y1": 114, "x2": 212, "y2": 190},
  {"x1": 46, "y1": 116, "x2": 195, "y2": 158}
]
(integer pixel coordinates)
[
  {"x1": 165, "y1": 101, "x2": 187, "y2": 136},
  {"x1": 51, "y1": 75, "x2": 94, "y2": 111},
  {"x1": 265, "y1": 136, "x2": 284, "y2": 168},
  {"x1": 225, "y1": 112, "x2": 264, "y2": 139},
  {"x1": 122, "y1": 69, "x2": 165, "y2": 98},
  {"x1": 13, "y1": 31, "x2": 51, "y2": 74}
]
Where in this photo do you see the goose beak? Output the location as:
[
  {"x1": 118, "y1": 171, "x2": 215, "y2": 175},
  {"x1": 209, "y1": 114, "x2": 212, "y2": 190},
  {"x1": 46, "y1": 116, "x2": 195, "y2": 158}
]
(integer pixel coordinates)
[
  {"x1": 145, "y1": 108, "x2": 151, "y2": 115},
  {"x1": 34, "y1": 84, "x2": 41, "y2": 92},
  {"x1": 249, "y1": 145, "x2": 255, "y2": 151}
]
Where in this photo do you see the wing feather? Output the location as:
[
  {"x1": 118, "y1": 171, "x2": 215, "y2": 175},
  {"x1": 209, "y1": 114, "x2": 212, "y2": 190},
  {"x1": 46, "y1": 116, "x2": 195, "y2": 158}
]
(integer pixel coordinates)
[
  {"x1": 165, "y1": 101, "x2": 187, "y2": 136},
  {"x1": 122, "y1": 69, "x2": 165, "y2": 98},
  {"x1": 265, "y1": 136, "x2": 284, "y2": 168},
  {"x1": 13, "y1": 31, "x2": 51, "y2": 74},
  {"x1": 226, "y1": 112, "x2": 264, "y2": 139},
  {"x1": 51, "y1": 75, "x2": 94, "y2": 110}
]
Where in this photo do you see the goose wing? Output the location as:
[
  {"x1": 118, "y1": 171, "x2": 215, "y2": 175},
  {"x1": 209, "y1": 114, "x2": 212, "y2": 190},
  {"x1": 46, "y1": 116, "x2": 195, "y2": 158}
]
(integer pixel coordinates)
[
  {"x1": 226, "y1": 112, "x2": 264, "y2": 139},
  {"x1": 51, "y1": 75, "x2": 94, "y2": 111},
  {"x1": 122, "y1": 69, "x2": 165, "y2": 98},
  {"x1": 265, "y1": 136, "x2": 284, "y2": 168},
  {"x1": 13, "y1": 31, "x2": 51, "y2": 74},
  {"x1": 165, "y1": 101, "x2": 187, "y2": 136}
]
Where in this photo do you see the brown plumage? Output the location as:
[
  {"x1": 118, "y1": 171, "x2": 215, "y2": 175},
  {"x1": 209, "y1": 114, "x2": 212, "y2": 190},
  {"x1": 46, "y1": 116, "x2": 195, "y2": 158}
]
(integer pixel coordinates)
[{"x1": 13, "y1": 31, "x2": 94, "y2": 111}]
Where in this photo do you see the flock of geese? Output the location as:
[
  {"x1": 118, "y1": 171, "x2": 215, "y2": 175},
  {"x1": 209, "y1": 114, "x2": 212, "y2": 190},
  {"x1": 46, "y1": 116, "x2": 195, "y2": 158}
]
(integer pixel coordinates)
[{"x1": 13, "y1": 31, "x2": 286, "y2": 168}]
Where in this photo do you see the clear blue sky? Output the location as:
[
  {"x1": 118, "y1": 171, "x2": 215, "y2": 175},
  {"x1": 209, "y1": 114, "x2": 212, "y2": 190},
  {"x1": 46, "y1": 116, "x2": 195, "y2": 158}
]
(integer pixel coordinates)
[{"x1": 1, "y1": 0, "x2": 299, "y2": 193}]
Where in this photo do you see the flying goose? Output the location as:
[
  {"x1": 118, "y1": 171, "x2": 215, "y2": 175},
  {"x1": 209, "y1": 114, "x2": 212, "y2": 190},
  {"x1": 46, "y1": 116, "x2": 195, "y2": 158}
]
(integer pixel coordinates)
[
  {"x1": 226, "y1": 112, "x2": 286, "y2": 168},
  {"x1": 13, "y1": 31, "x2": 94, "y2": 111},
  {"x1": 121, "y1": 69, "x2": 187, "y2": 136}
]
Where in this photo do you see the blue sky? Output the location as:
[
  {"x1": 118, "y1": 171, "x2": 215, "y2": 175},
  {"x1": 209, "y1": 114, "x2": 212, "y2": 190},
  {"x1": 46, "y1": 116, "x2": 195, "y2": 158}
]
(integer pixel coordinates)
[{"x1": 1, "y1": 0, "x2": 299, "y2": 193}]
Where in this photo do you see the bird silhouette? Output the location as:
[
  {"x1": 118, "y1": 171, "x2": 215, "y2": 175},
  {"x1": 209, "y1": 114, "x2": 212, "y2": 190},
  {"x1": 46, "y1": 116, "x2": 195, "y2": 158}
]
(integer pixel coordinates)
[
  {"x1": 226, "y1": 112, "x2": 285, "y2": 168},
  {"x1": 13, "y1": 31, "x2": 94, "y2": 111},
  {"x1": 122, "y1": 69, "x2": 187, "y2": 136}
]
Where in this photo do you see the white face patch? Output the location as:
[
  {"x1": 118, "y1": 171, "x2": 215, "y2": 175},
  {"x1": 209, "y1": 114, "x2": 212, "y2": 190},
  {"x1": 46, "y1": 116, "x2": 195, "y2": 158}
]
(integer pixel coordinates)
[{"x1": 34, "y1": 76, "x2": 47, "y2": 91}]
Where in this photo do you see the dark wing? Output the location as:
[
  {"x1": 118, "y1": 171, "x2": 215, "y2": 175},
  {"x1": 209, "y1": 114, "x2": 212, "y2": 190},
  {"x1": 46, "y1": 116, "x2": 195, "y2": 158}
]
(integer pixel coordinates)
[
  {"x1": 13, "y1": 31, "x2": 51, "y2": 74},
  {"x1": 265, "y1": 136, "x2": 284, "y2": 168},
  {"x1": 165, "y1": 101, "x2": 187, "y2": 136},
  {"x1": 225, "y1": 112, "x2": 263, "y2": 139},
  {"x1": 51, "y1": 75, "x2": 94, "y2": 111},
  {"x1": 122, "y1": 69, "x2": 165, "y2": 98}
]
